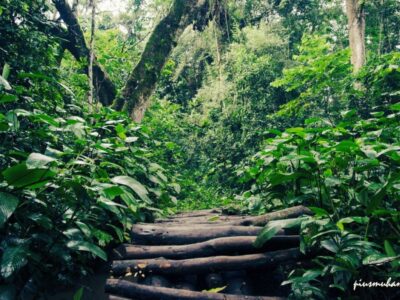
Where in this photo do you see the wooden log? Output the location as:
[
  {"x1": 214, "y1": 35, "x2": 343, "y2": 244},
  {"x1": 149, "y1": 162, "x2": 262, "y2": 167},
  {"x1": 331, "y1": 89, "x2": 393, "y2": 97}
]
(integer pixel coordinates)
[
  {"x1": 109, "y1": 296, "x2": 132, "y2": 300},
  {"x1": 106, "y1": 279, "x2": 285, "y2": 300},
  {"x1": 113, "y1": 235, "x2": 299, "y2": 260},
  {"x1": 111, "y1": 248, "x2": 301, "y2": 276},
  {"x1": 171, "y1": 209, "x2": 222, "y2": 218},
  {"x1": 131, "y1": 224, "x2": 270, "y2": 245},
  {"x1": 231, "y1": 206, "x2": 312, "y2": 226},
  {"x1": 155, "y1": 215, "x2": 247, "y2": 224}
]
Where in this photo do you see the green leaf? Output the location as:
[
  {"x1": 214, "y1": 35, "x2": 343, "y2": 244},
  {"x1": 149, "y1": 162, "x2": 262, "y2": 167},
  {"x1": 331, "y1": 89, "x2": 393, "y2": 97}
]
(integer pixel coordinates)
[
  {"x1": 384, "y1": 240, "x2": 400, "y2": 268},
  {"x1": 125, "y1": 136, "x2": 139, "y2": 143},
  {"x1": 0, "y1": 75, "x2": 11, "y2": 90},
  {"x1": 334, "y1": 140, "x2": 359, "y2": 152},
  {"x1": 0, "y1": 243, "x2": 29, "y2": 278},
  {"x1": 203, "y1": 286, "x2": 227, "y2": 293},
  {"x1": 2, "y1": 163, "x2": 56, "y2": 188},
  {"x1": 66, "y1": 240, "x2": 107, "y2": 261},
  {"x1": 254, "y1": 217, "x2": 308, "y2": 248},
  {"x1": 111, "y1": 176, "x2": 151, "y2": 203},
  {"x1": 309, "y1": 207, "x2": 329, "y2": 217},
  {"x1": 390, "y1": 103, "x2": 400, "y2": 111},
  {"x1": 73, "y1": 287, "x2": 84, "y2": 300},
  {"x1": 320, "y1": 239, "x2": 338, "y2": 253},
  {"x1": 208, "y1": 216, "x2": 220, "y2": 222},
  {"x1": 0, "y1": 192, "x2": 19, "y2": 228},
  {"x1": 2, "y1": 63, "x2": 10, "y2": 79},
  {"x1": 28, "y1": 213, "x2": 52, "y2": 229},
  {"x1": 336, "y1": 216, "x2": 369, "y2": 231},
  {"x1": 363, "y1": 254, "x2": 400, "y2": 266},
  {"x1": 0, "y1": 94, "x2": 17, "y2": 104},
  {"x1": 254, "y1": 224, "x2": 282, "y2": 248},
  {"x1": 26, "y1": 153, "x2": 56, "y2": 169}
]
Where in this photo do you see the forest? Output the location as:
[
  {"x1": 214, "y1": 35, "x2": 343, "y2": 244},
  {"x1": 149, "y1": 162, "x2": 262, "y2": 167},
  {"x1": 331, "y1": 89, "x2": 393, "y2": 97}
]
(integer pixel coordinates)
[{"x1": 0, "y1": 0, "x2": 399, "y2": 299}]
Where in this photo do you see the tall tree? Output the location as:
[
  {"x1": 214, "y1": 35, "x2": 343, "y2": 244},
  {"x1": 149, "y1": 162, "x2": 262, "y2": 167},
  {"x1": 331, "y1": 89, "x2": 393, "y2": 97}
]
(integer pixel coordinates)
[
  {"x1": 114, "y1": 0, "x2": 210, "y2": 122},
  {"x1": 345, "y1": 0, "x2": 365, "y2": 72},
  {"x1": 53, "y1": 0, "x2": 116, "y2": 105}
]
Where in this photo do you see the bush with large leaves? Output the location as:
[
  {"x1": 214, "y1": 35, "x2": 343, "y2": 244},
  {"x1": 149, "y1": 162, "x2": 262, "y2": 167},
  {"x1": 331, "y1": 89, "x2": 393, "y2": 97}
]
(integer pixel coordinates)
[
  {"x1": 239, "y1": 102, "x2": 400, "y2": 298},
  {"x1": 0, "y1": 80, "x2": 179, "y2": 297}
]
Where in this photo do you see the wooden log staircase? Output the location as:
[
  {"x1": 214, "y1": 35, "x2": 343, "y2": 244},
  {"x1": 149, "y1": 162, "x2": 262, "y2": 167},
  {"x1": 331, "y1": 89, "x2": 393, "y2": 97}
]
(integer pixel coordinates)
[{"x1": 105, "y1": 206, "x2": 311, "y2": 300}]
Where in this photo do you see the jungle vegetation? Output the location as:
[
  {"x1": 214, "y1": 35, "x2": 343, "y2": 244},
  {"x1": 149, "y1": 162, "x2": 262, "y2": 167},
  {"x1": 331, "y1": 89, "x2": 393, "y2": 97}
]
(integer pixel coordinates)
[{"x1": 0, "y1": 0, "x2": 399, "y2": 299}]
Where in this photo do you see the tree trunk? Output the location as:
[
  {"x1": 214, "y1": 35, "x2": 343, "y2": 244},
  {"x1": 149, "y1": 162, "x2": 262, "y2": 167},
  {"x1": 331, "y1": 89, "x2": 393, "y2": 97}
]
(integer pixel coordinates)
[
  {"x1": 111, "y1": 248, "x2": 302, "y2": 276},
  {"x1": 345, "y1": 0, "x2": 366, "y2": 73},
  {"x1": 115, "y1": 0, "x2": 209, "y2": 122},
  {"x1": 106, "y1": 279, "x2": 284, "y2": 300},
  {"x1": 88, "y1": 0, "x2": 96, "y2": 107},
  {"x1": 52, "y1": 0, "x2": 116, "y2": 105}
]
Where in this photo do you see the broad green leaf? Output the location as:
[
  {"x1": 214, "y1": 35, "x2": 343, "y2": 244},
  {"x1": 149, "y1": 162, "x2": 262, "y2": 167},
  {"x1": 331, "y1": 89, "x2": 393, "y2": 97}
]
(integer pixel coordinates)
[
  {"x1": 336, "y1": 216, "x2": 369, "y2": 231},
  {"x1": 0, "y1": 243, "x2": 28, "y2": 278},
  {"x1": 26, "y1": 153, "x2": 56, "y2": 169},
  {"x1": 309, "y1": 207, "x2": 329, "y2": 217},
  {"x1": 0, "y1": 192, "x2": 19, "y2": 227},
  {"x1": 66, "y1": 240, "x2": 107, "y2": 261},
  {"x1": 3, "y1": 163, "x2": 56, "y2": 188},
  {"x1": 390, "y1": 103, "x2": 400, "y2": 111},
  {"x1": 0, "y1": 75, "x2": 11, "y2": 90},
  {"x1": 254, "y1": 217, "x2": 308, "y2": 248},
  {"x1": 320, "y1": 239, "x2": 339, "y2": 253},
  {"x1": 111, "y1": 176, "x2": 151, "y2": 203},
  {"x1": 334, "y1": 140, "x2": 359, "y2": 152},
  {"x1": 254, "y1": 224, "x2": 282, "y2": 248},
  {"x1": 363, "y1": 254, "x2": 400, "y2": 266},
  {"x1": 0, "y1": 94, "x2": 17, "y2": 104},
  {"x1": 125, "y1": 136, "x2": 139, "y2": 143},
  {"x1": 103, "y1": 186, "x2": 124, "y2": 200},
  {"x1": 28, "y1": 213, "x2": 52, "y2": 229}
]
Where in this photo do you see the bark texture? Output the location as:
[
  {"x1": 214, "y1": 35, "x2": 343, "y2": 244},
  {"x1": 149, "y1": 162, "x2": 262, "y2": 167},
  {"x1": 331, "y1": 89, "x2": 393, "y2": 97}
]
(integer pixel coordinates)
[
  {"x1": 345, "y1": 0, "x2": 366, "y2": 73},
  {"x1": 231, "y1": 205, "x2": 312, "y2": 226},
  {"x1": 111, "y1": 248, "x2": 302, "y2": 275},
  {"x1": 53, "y1": 0, "x2": 116, "y2": 105},
  {"x1": 115, "y1": 0, "x2": 210, "y2": 122},
  {"x1": 131, "y1": 224, "x2": 270, "y2": 245},
  {"x1": 113, "y1": 235, "x2": 300, "y2": 260},
  {"x1": 106, "y1": 279, "x2": 284, "y2": 300}
]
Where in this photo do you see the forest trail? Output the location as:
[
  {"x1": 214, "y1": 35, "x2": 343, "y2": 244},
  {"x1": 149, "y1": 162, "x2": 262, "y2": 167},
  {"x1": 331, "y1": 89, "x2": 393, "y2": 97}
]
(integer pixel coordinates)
[{"x1": 104, "y1": 206, "x2": 311, "y2": 299}]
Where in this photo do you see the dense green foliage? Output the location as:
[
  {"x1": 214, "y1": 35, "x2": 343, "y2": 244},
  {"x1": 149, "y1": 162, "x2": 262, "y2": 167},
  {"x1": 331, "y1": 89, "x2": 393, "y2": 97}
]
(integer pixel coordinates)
[{"x1": 1, "y1": 0, "x2": 400, "y2": 299}]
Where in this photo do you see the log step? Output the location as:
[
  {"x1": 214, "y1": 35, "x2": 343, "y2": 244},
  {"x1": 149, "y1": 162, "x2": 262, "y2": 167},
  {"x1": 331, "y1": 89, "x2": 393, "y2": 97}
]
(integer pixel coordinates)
[
  {"x1": 111, "y1": 248, "x2": 302, "y2": 276},
  {"x1": 105, "y1": 206, "x2": 312, "y2": 299},
  {"x1": 113, "y1": 235, "x2": 300, "y2": 260},
  {"x1": 131, "y1": 224, "x2": 270, "y2": 245},
  {"x1": 106, "y1": 279, "x2": 285, "y2": 300}
]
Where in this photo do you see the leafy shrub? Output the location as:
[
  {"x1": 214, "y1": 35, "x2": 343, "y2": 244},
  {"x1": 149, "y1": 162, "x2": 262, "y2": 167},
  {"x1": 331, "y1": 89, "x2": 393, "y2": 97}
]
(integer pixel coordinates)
[
  {"x1": 239, "y1": 103, "x2": 400, "y2": 298},
  {"x1": 0, "y1": 75, "x2": 178, "y2": 297}
]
